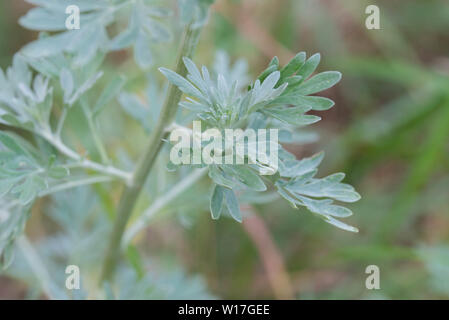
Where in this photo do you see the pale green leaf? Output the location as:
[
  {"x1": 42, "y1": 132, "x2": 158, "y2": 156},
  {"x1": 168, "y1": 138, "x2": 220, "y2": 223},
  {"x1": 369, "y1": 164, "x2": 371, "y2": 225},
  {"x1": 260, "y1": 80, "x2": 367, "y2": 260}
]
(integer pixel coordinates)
[
  {"x1": 210, "y1": 184, "x2": 224, "y2": 219},
  {"x1": 223, "y1": 188, "x2": 242, "y2": 222},
  {"x1": 296, "y1": 71, "x2": 342, "y2": 95}
]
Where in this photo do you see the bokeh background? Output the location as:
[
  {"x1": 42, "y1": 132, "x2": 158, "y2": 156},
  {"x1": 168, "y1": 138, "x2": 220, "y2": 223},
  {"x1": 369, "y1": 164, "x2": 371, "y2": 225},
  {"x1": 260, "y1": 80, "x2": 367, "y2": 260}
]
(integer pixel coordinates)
[{"x1": 1, "y1": 0, "x2": 449, "y2": 299}]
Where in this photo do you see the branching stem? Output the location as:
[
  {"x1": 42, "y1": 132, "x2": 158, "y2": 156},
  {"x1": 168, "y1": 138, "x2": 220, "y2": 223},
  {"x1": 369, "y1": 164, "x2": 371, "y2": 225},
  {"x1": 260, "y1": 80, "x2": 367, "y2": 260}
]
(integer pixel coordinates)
[
  {"x1": 41, "y1": 130, "x2": 131, "y2": 182},
  {"x1": 80, "y1": 97, "x2": 110, "y2": 164}
]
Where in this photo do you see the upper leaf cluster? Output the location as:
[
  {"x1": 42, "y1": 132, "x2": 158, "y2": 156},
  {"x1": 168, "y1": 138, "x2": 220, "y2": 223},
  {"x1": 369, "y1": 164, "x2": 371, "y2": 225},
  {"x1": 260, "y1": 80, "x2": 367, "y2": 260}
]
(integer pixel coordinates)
[{"x1": 160, "y1": 51, "x2": 360, "y2": 231}]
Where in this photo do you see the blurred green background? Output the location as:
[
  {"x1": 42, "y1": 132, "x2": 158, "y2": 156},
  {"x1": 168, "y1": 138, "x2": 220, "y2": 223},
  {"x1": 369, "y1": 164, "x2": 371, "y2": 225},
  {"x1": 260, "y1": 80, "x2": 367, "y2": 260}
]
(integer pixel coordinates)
[{"x1": 1, "y1": 0, "x2": 449, "y2": 299}]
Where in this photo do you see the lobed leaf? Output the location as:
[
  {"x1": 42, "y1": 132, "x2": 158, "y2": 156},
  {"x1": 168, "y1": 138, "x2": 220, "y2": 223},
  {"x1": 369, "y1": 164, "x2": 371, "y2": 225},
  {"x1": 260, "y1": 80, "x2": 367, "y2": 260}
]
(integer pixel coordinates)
[
  {"x1": 210, "y1": 184, "x2": 224, "y2": 219},
  {"x1": 295, "y1": 71, "x2": 342, "y2": 95}
]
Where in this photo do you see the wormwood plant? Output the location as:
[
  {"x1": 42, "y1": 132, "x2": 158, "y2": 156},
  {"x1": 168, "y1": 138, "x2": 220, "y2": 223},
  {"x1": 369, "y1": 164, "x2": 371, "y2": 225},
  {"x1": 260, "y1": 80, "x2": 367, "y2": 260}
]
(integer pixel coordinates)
[{"x1": 0, "y1": 0, "x2": 360, "y2": 298}]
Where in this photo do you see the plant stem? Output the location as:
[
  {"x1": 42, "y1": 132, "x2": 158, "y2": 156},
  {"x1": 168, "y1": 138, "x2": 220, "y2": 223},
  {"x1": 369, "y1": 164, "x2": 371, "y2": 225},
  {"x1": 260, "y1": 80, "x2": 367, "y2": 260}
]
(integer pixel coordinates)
[
  {"x1": 17, "y1": 236, "x2": 59, "y2": 300},
  {"x1": 41, "y1": 130, "x2": 131, "y2": 181},
  {"x1": 80, "y1": 97, "x2": 110, "y2": 164},
  {"x1": 100, "y1": 24, "x2": 202, "y2": 282},
  {"x1": 56, "y1": 107, "x2": 68, "y2": 137},
  {"x1": 123, "y1": 168, "x2": 207, "y2": 245}
]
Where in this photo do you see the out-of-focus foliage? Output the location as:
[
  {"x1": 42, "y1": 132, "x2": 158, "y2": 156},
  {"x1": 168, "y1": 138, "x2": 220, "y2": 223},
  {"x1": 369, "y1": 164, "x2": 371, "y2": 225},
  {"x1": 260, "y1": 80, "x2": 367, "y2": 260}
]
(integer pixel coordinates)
[
  {"x1": 4, "y1": 187, "x2": 214, "y2": 299},
  {"x1": 19, "y1": 0, "x2": 172, "y2": 68}
]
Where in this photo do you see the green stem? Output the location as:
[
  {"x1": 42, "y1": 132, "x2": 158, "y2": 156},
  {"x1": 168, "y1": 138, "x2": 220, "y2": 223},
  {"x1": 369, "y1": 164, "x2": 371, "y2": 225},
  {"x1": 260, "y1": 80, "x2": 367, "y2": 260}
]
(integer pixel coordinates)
[
  {"x1": 39, "y1": 175, "x2": 113, "y2": 197},
  {"x1": 100, "y1": 24, "x2": 202, "y2": 282}
]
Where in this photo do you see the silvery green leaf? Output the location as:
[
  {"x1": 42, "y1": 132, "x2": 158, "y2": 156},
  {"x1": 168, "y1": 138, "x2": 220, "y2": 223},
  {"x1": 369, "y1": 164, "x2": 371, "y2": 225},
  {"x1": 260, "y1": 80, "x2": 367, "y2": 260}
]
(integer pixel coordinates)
[
  {"x1": 25, "y1": 0, "x2": 108, "y2": 12},
  {"x1": 210, "y1": 184, "x2": 224, "y2": 219},
  {"x1": 269, "y1": 56, "x2": 279, "y2": 68},
  {"x1": 21, "y1": 32, "x2": 72, "y2": 58},
  {"x1": 275, "y1": 184, "x2": 298, "y2": 209},
  {"x1": 296, "y1": 71, "x2": 342, "y2": 95},
  {"x1": 19, "y1": 8, "x2": 66, "y2": 31},
  {"x1": 110, "y1": 28, "x2": 139, "y2": 51},
  {"x1": 0, "y1": 178, "x2": 21, "y2": 198},
  {"x1": 284, "y1": 75, "x2": 303, "y2": 89},
  {"x1": 33, "y1": 75, "x2": 49, "y2": 103},
  {"x1": 324, "y1": 172, "x2": 346, "y2": 183},
  {"x1": 0, "y1": 54, "x2": 56, "y2": 131},
  {"x1": 295, "y1": 193, "x2": 353, "y2": 218},
  {"x1": 178, "y1": 0, "x2": 195, "y2": 24},
  {"x1": 224, "y1": 165, "x2": 267, "y2": 192},
  {"x1": 257, "y1": 65, "x2": 278, "y2": 84},
  {"x1": 324, "y1": 215, "x2": 358, "y2": 233},
  {"x1": 93, "y1": 76, "x2": 127, "y2": 117},
  {"x1": 162, "y1": 51, "x2": 360, "y2": 231},
  {"x1": 178, "y1": 0, "x2": 213, "y2": 29},
  {"x1": 68, "y1": 71, "x2": 103, "y2": 106},
  {"x1": 11, "y1": 54, "x2": 32, "y2": 85},
  {"x1": 278, "y1": 130, "x2": 318, "y2": 144},
  {"x1": 72, "y1": 27, "x2": 106, "y2": 67},
  {"x1": 262, "y1": 106, "x2": 320, "y2": 126},
  {"x1": 296, "y1": 53, "x2": 321, "y2": 80},
  {"x1": 12, "y1": 175, "x2": 46, "y2": 205},
  {"x1": 116, "y1": 264, "x2": 215, "y2": 299},
  {"x1": 271, "y1": 93, "x2": 335, "y2": 111},
  {"x1": 166, "y1": 160, "x2": 179, "y2": 172},
  {"x1": 23, "y1": 55, "x2": 64, "y2": 78},
  {"x1": 288, "y1": 170, "x2": 318, "y2": 186},
  {"x1": 118, "y1": 92, "x2": 151, "y2": 132},
  {"x1": 146, "y1": 6, "x2": 172, "y2": 18},
  {"x1": 0, "y1": 132, "x2": 59, "y2": 205},
  {"x1": 47, "y1": 166, "x2": 70, "y2": 179},
  {"x1": 18, "y1": 82, "x2": 36, "y2": 101},
  {"x1": 208, "y1": 166, "x2": 235, "y2": 189},
  {"x1": 19, "y1": 1, "x2": 113, "y2": 67},
  {"x1": 223, "y1": 188, "x2": 242, "y2": 223},
  {"x1": 239, "y1": 191, "x2": 279, "y2": 205},
  {"x1": 0, "y1": 204, "x2": 31, "y2": 270},
  {"x1": 134, "y1": 31, "x2": 153, "y2": 69},
  {"x1": 259, "y1": 71, "x2": 281, "y2": 98},
  {"x1": 279, "y1": 152, "x2": 324, "y2": 178},
  {"x1": 295, "y1": 196, "x2": 358, "y2": 232},
  {"x1": 183, "y1": 58, "x2": 209, "y2": 93},
  {"x1": 109, "y1": 7, "x2": 140, "y2": 51},
  {"x1": 323, "y1": 205, "x2": 353, "y2": 218},
  {"x1": 287, "y1": 174, "x2": 361, "y2": 203},
  {"x1": 142, "y1": 19, "x2": 171, "y2": 42},
  {"x1": 417, "y1": 246, "x2": 449, "y2": 296},
  {"x1": 159, "y1": 67, "x2": 204, "y2": 100},
  {"x1": 0, "y1": 242, "x2": 14, "y2": 270},
  {"x1": 213, "y1": 51, "x2": 249, "y2": 90},
  {"x1": 36, "y1": 87, "x2": 53, "y2": 125}
]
